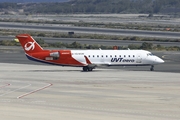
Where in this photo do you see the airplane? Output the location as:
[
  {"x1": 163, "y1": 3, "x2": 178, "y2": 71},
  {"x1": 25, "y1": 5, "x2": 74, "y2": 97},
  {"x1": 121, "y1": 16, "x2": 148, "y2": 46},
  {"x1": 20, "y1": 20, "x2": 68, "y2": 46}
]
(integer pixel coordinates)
[{"x1": 16, "y1": 34, "x2": 164, "y2": 71}]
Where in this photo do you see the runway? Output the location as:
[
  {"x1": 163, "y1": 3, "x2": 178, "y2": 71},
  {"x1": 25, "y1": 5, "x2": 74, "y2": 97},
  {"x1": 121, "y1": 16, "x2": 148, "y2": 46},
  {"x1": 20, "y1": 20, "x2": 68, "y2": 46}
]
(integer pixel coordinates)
[
  {"x1": 0, "y1": 62, "x2": 180, "y2": 120},
  {"x1": 1, "y1": 22, "x2": 180, "y2": 39}
]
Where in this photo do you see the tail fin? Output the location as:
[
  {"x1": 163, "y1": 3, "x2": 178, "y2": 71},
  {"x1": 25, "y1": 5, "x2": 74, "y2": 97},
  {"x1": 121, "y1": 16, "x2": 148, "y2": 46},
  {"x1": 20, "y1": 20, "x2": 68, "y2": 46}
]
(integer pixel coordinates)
[{"x1": 16, "y1": 34, "x2": 43, "y2": 54}]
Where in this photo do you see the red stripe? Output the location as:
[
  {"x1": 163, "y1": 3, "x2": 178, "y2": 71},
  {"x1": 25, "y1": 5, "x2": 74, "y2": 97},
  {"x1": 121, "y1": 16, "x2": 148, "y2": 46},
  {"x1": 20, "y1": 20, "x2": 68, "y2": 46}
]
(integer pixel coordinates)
[
  {"x1": 17, "y1": 83, "x2": 53, "y2": 99},
  {"x1": 84, "y1": 55, "x2": 92, "y2": 64},
  {"x1": 0, "y1": 83, "x2": 10, "y2": 89}
]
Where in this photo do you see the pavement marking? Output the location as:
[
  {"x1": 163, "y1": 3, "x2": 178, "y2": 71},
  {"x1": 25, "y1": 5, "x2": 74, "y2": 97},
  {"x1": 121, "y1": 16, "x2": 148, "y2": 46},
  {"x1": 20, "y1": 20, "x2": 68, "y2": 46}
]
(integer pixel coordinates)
[
  {"x1": 0, "y1": 84, "x2": 31, "y2": 97},
  {"x1": 17, "y1": 83, "x2": 53, "y2": 99},
  {"x1": 0, "y1": 83, "x2": 10, "y2": 89}
]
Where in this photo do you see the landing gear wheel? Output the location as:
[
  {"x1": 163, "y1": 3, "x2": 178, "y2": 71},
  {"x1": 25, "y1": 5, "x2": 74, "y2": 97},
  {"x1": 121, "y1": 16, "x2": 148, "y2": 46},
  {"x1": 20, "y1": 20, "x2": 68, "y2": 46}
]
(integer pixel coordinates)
[
  {"x1": 83, "y1": 66, "x2": 93, "y2": 72},
  {"x1": 150, "y1": 65, "x2": 154, "y2": 71},
  {"x1": 83, "y1": 66, "x2": 88, "y2": 71},
  {"x1": 88, "y1": 67, "x2": 92, "y2": 71}
]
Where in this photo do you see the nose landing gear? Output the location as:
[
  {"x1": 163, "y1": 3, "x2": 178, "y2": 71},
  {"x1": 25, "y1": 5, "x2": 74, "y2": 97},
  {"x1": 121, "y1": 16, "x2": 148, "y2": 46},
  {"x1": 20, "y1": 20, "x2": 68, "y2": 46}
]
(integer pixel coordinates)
[{"x1": 150, "y1": 65, "x2": 154, "y2": 71}]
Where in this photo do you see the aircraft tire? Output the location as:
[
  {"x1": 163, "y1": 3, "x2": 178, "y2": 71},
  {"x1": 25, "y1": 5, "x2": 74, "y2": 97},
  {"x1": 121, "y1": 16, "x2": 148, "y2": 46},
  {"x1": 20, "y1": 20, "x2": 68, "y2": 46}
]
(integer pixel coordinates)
[
  {"x1": 83, "y1": 66, "x2": 93, "y2": 72},
  {"x1": 150, "y1": 65, "x2": 154, "y2": 71},
  {"x1": 88, "y1": 67, "x2": 93, "y2": 71},
  {"x1": 150, "y1": 68, "x2": 154, "y2": 71},
  {"x1": 83, "y1": 66, "x2": 88, "y2": 71}
]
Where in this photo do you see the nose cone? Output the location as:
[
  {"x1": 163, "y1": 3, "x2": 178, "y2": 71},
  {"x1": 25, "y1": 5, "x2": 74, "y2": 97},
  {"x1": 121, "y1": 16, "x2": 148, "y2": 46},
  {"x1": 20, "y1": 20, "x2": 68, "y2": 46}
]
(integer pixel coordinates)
[{"x1": 155, "y1": 57, "x2": 164, "y2": 64}]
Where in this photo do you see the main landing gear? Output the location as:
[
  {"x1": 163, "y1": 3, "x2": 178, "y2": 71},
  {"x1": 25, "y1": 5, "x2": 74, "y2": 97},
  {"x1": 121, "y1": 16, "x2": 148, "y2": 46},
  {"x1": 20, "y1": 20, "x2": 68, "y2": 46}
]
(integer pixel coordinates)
[
  {"x1": 83, "y1": 66, "x2": 93, "y2": 72},
  {"x1": 150, "y1": 65, "x2": 154, "y2": 71}
]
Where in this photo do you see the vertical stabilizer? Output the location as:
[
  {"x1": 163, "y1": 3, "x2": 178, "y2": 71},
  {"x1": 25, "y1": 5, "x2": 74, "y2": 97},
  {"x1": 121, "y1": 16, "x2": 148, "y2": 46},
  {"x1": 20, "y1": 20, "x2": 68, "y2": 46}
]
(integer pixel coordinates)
[{"x1": 16, "y1": 34, "x2": 43, "y2": 54}]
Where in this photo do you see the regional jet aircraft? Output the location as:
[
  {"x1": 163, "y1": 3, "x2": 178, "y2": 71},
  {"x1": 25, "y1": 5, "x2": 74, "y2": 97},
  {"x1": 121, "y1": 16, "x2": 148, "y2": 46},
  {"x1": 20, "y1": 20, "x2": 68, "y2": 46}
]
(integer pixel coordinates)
[{"x1": 16, "y1": 34, "x2": 164, "y2": 71}]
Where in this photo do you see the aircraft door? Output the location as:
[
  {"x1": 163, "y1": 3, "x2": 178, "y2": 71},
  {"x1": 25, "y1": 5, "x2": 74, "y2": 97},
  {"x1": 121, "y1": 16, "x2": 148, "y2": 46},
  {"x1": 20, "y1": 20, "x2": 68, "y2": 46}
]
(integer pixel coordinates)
[{"x1": 136, "y1": 53, "x2": 142, "y2": 63}]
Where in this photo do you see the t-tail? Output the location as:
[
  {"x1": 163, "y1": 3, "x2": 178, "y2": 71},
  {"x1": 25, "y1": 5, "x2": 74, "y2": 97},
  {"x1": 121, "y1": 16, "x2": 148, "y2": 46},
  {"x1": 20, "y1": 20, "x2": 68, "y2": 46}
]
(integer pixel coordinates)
[{"x1": 16, "y1": 34, "x2": 43, "y2": 54}]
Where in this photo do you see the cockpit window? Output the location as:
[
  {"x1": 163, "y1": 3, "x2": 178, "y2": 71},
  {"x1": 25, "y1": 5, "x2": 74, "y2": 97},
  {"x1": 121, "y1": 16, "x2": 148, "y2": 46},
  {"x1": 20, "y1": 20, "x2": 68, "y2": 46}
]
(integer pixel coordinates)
[{"x1": 147, "y1": 53, "x2": 154, "y2": 56}]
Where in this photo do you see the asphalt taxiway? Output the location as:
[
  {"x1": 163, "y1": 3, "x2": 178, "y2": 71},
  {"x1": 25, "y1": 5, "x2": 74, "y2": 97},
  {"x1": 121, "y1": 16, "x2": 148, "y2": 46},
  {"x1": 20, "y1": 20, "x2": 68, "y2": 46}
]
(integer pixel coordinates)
[
  {"x1": 0, "y1": 63, "x2": 180, "y2": 120},
  {"x1": 0, "y1": 49, "x2": 180, "y2": 120}
]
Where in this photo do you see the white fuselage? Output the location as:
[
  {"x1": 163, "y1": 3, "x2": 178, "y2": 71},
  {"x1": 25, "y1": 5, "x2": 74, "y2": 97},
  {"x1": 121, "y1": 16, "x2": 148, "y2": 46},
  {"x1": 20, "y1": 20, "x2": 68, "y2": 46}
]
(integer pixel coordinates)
[{"x1": 71, "y1": 49, "x2": 164, "y2": 66}]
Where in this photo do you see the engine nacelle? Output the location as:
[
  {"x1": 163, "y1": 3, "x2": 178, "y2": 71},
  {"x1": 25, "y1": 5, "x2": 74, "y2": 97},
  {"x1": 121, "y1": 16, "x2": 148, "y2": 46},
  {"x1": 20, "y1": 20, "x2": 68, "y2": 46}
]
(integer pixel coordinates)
[
  {"x1": 50, "y1": 52, "x2": 60, "y2": 58},
  {"x1": 45, "y1": 52, "x2": 60, "y2": 60}
]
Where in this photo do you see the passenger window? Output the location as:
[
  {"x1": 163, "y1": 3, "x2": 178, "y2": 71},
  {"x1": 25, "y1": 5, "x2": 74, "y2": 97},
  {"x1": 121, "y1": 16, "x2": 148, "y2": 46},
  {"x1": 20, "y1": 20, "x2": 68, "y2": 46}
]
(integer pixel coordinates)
[
  {"x1": 133, "y1": 55, "x2": 135, "y2": 57},
  {"x1": 115, "y1": 55, "x2": 117, "y2": 57},
  {"x1": 93, "y1": 55, "x2": 94, "y2": 57},
  {"x1": 124, "y1": 55, "x2": 126, "y2": 57},
  {"x1": 97, "y1": 55, "x2": 99, "y2": 57},
  {"x1": 129, "y1": 55, "x2": 130, "y2": 57},
  {"x1": 119, "y1": 55, "x2": 121, "y2": 57},
  {"x1": 110, "y1": 55, "x2": 112, "y2": 57},
  {"x1": 102, "y1": 55, "x2": 103, "y2": 57},
  {"x1": 88, "y1": 55, "x2": 90, "y2": 57},
  {"x1": 106, "y1": 55, "x2": 108, "y2": 57}
]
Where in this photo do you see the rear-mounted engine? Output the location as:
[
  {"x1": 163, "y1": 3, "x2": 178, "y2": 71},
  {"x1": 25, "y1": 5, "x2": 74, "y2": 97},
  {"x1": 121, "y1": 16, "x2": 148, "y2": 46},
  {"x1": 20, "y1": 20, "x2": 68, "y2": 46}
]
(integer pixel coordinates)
[{"x1": 45, "y1": 52, "x2": 60, "y2": 60}]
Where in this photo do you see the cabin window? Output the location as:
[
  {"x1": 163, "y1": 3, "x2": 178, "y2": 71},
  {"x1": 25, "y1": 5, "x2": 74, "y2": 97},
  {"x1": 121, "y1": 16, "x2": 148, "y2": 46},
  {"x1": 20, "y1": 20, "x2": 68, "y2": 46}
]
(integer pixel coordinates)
[
  {"x1": 97, "y1": 55, "x2": 99, "y2": 57},
  {"x1": 88, "y1": 55, "x2": 90, "y2": 57},
  {"x1": 119, "y1": 55, "x2": 121, "y2": 57},
  {"x1": 124, "y1": 55, "x2": 126, "y2": 57},
  {"x1": 115, "y1": 55, "x2": 117, "y2": 57},
  {"x1": 93, "y1": 55, "x2": 95, "y2": 57},
  {"x1": 106, "y1": 55, "x2": 108, "y2": 57},
  {"x1": 101, "y1": 55, "x2": 103, "y2": 57},
  {"x1": 110, "y1": 55, "x2": 112, "y2": 57},
  {"x1": 128, "y1": 55, "x2": 130, "y2": 57},
  {"x1": 133, "y1": 55, "x2": 135, "y2": 57}
]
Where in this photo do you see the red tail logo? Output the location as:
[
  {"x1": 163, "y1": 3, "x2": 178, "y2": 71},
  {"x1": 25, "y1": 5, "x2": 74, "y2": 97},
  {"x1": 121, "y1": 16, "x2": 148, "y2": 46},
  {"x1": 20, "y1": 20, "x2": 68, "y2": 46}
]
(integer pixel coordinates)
[
  {"x1": 24, "y1": 41, "x2": 35, "y2": 51},
  {"x1": 16, "y1": 34, "x2": 43, "y2": 54}
]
